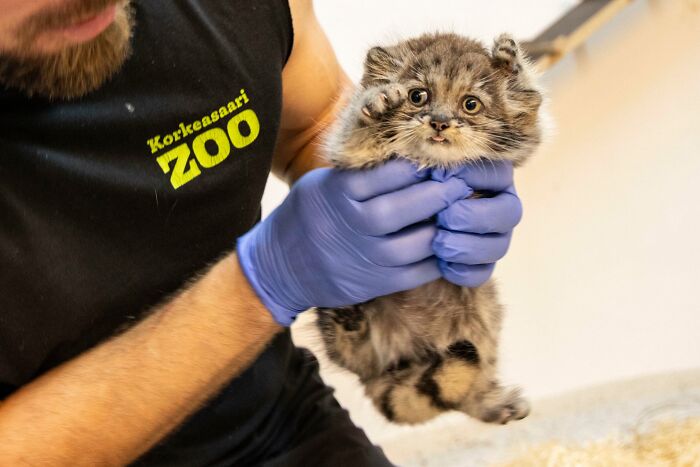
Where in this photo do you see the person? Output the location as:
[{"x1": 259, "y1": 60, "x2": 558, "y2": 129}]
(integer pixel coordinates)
[{"x1": 0, "y1": 0, "x2": 523, "y2": 465}]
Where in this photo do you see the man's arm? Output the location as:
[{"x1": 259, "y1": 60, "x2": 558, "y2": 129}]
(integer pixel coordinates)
[
  {"x1": 0, "y1": 255, "x2": 280, "y2": 465},
  {"x1": 272, "y1": 0, "x2": 351, "y2": 184}
]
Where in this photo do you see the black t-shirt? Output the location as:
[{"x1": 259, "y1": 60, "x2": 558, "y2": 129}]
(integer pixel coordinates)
[{"x1": 0, "y1": 1, "x2": 324, "y2": 463}]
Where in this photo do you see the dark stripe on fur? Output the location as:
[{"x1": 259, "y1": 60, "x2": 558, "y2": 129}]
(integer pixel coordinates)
[
  {"x1": 380, "y1": 387, "x2": 396, "y2": 421},
  {"x1": 447, "y1": 340, "x2": 480, "y2": 365},
  {"x1": 322, "y1": 305, "x2": 365, "y2": 331},
  {"x1": 415, "y1": 358, "x2": 454, "y2": 411},
  {"x1": 387, "y1": 358, "x2": 412, "y2": 373}
]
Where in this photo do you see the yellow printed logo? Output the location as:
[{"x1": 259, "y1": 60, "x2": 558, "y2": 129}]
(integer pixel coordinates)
[{"x1": 147, "y1": 89, "x2": 260, "y2": 189}]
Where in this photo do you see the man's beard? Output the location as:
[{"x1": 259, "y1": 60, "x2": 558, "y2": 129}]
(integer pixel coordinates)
[{"x1": 0, "y1": 0, "x2": 134, "y2": 100}]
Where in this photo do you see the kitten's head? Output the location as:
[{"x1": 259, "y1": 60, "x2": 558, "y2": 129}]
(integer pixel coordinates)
[{"x1": 362, "y1": 33, "x2": 543, "y2": 167}]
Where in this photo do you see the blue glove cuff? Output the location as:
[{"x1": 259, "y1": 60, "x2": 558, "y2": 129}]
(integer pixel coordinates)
[{"x1": 236, "y1": 231, "x2": 298, "y2": 327}]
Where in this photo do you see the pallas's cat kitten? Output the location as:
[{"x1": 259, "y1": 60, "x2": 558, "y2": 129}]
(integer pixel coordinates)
[{"x1": 316, "y1": 33, "x2": 543, "y2": 425}]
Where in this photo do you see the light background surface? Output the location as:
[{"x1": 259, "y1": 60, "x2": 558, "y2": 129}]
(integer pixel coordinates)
[{"x1": 262, "y1": 0, "x2": 700, "y2": 454}]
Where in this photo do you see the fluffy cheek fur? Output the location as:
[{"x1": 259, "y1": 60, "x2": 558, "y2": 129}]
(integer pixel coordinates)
[
  {"x1": 327, "y1": 32, "x2": 543, "y2": 170},
  {"x1": 394, "y1": 116, "x2": 517, "y2": 167}
]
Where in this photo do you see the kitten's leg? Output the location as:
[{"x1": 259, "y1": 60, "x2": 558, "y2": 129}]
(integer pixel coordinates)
[
  {"x1": 448, "y1": 296, "x2": 530, "y2": 425},
  {"x1": 316, "y1": 306, "x2": 378, "y2": 380},
  {"x1": 364, "y1": 359, "x2": 446, "y2": 424},
  {"x1": 365, "y1": 343, "x2": 482, "y2": 424},
  {"x1": 317, "y1": 305, "x2": 367, "y2": 333},
  {"x1": 450, "y1": 281, "x2": 529, "y2": 423}
]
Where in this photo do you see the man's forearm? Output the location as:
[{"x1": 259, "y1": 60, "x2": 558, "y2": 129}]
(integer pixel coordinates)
[{"x1": 0, "y1": 253, "x2": 280, "y2": 466}]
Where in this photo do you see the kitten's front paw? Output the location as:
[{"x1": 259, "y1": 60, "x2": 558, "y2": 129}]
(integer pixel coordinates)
[{"x1": 359, "y1": 83, "x2": 407, "y2": 123}]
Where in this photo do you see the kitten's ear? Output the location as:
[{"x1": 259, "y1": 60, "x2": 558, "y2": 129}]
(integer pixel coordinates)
[
  {"x1": 490, "y1": 34, "x2": 524, "y2": 75},
  {"x1": 492, "y1": 34, "x2": 542, "y2": 115},
  {"x1": 362, "y1": 46, "x2": 402, "y2": 85}
]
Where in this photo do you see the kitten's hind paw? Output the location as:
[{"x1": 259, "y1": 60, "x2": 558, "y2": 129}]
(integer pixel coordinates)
[
  {"x1": 359, "y1": 83, "x2": 407, "y2": 123},
  {"x1": 488, "y1": 393, "x2": 530, "y2": 425},
  {"x1": 464, "y1": 385, "x2": 531, "y2": 425},
  {"x1": 317, "y1": 305, "x2": 367, "y2": 333}
]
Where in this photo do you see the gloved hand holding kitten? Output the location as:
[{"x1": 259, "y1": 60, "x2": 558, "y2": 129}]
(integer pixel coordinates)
[
  {"x1": 432, "y1": 162, "x2": 522, "y2": 288},
  {"x1": 237, "y1": 158, "x2": 521, "y2": 326}
]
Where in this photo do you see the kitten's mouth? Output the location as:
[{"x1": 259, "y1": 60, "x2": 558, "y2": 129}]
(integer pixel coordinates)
[{"x1": 429, "y1": 135, "x2": 449, "y2": 144}]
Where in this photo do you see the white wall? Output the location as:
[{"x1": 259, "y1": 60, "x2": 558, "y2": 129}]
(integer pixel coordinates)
[
  {"x1": 265, "y1": 0, "x2": 700, "y2": 445},
  {"x1": 498, "y1": 0, "x2": 700, "y2": 397}
]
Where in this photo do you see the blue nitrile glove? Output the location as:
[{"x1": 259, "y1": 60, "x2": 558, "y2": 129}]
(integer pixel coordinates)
[
  {"x1": 431, "y1": 162, "x2": 522, "y2": 287},
  {"x1": 237, "y1": 159, "x2": 472, "y2": 326}
]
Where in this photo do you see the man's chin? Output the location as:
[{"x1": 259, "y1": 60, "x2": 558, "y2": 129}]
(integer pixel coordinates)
[{"x1": 0, "y1": 4, "x2": 134, "y2": 101}]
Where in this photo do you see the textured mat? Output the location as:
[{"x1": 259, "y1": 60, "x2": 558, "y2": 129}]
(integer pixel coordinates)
[{"x1": 500, "y1": 417, "x2": 700, "y2": 467}]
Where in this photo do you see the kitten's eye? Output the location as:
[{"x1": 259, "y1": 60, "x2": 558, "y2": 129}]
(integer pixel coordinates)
[
  {"x1": 408, "y1": 88, "x2": 429, "y2": 106},
  {"x1": 462, "y1": 96, "x2": 483, "y2": 114}
]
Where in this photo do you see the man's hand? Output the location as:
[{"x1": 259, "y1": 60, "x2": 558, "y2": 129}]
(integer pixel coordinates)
[
  {"x1": 431, "y1": 162, "x2": 523, "y2": 287},
  {"x1": 237, "y1": 159, "x2": 471, "y2": 325}
]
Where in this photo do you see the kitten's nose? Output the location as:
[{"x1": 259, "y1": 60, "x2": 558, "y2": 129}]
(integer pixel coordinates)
[{"x1": 429, "y1": 119, "x2": 450, "y2": 132}]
